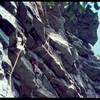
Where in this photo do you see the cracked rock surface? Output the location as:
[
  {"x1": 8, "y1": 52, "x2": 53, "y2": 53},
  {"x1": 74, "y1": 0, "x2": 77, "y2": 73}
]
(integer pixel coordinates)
[{"x1": 0, "y1": 2, "x2": 100, "y2": 98}]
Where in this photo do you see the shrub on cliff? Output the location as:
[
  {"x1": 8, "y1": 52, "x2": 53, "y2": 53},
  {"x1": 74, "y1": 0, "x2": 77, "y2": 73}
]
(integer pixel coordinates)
[{"x1": 44, "y1": 2, "x2": 100, "y2": 21}]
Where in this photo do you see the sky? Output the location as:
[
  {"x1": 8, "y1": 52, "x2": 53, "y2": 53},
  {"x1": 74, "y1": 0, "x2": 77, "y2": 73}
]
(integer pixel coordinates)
[{"x1": 90, "y1": 2, "x2": 100, "y2": 56}]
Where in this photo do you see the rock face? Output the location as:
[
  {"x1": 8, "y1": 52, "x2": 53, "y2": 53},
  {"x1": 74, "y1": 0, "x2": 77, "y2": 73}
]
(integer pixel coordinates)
[
  {"x1": 77, "y1": 12, "x2": 99, "y2": 46},
  {"x1": 64, "y1": 5, "x2": 99, "y2": 46},
  {"x1": 0, "y1": 1, "x2": 100, "y2": 98},
  {"x1": 0, "y1": 42, "x2": 13, "y2": 97}
]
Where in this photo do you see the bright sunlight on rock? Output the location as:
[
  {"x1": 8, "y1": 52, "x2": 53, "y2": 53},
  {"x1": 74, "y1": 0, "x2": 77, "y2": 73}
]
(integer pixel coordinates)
[{"x1": 0, "y1": 1, "x2": 100, "y2": 98}]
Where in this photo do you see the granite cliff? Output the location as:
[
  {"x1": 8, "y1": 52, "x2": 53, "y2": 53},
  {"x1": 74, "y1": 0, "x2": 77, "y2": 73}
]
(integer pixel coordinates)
[{"x1": 0, "y1": 2, "x2": 100, "y2": 98}]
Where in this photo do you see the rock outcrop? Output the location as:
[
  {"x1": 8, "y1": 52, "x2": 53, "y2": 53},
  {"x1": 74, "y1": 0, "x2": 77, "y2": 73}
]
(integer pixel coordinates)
[{"x1": 0, "y1": 1, "x2": 100, "y2": 98}]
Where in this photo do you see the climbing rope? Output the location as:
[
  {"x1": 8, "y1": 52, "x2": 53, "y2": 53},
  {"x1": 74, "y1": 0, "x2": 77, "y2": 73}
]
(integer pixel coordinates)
[
  {"x1": 8, "y1": 29, "x2": 26, "y2": 91},
  {"x1": 8, "y1": 2, "x2": 52, "y2": 94}
]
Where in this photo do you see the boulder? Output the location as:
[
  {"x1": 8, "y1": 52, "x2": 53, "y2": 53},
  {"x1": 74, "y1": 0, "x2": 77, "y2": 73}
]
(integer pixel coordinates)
[{"x1": 77, "y1": 12, "x2": 99, "y2": 45}]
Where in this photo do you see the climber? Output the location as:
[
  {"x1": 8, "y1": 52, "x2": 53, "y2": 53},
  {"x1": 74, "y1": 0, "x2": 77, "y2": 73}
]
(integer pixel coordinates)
[
  {"x1": 30, "y1": 57, "x2": 42, "y2": 88},
  {"x1": 30, "y1": 58, "x2": 41, "y2": 75}
]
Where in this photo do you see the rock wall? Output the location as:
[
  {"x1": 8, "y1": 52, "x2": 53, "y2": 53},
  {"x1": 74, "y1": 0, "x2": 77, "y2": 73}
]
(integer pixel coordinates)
[{"x1": 0, "y1": 1, "x2": 100, "y2": 98}]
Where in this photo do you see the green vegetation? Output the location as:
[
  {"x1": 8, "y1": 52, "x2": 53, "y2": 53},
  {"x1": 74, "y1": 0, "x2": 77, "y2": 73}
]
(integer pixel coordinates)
[
  {"x1": 44, "y1": 2, "x2": 100, "y2": 22},
  {"x1": 44, "y1": 2, "x2": 55, "y2": 8}
]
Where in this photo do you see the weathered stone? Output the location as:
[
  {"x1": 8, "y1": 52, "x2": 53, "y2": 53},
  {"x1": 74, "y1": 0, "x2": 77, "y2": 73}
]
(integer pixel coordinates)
[
  {"x1": 66, "y1": 88, "x2": 79, "y2": 98},
  {"x1": 14, "y1": 56, "x2": 36, "y2": 88},
  {"x1": 33, "y1": 85, "x2": 57, "y2": 98},
  {"x1": 0, "y1": 42, "x2": 13, "y2": 97},
  {"x1": 82, "y1": 62, "x2": 100, "y2": 82},
  {"x1": 49, "y1": 33, "x2": 78, "y2": 65},
  {"x1": 25, "y1": 35, "x2": 35, "y2": 50},
  {"x1": 0, "y1": 1, "x2": 100, "y2": 98},
  {"x1": 0, "y1": 29, "x2": 9, "y2": 49},
  {"x1": 49, "y1": 77, "x2": 72, "y2": 97},
  {"x1": 16, "y1": 2, "x2": 33, "y2": 33},
  {"x1": 0, "y1": 2, "x2": 16, "y2": 16},
  {"x1": 77, "y1": 12, "x2": 99, "y2": 45},
  {"x1": 41, "y1": 74, "x2": 58, "y2": 97},
  {"x1": 32, "y1": 17, "x2": 46, "y2": 44}
]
